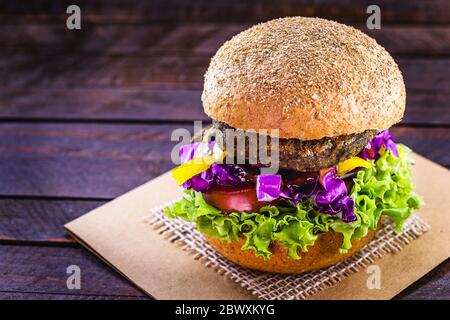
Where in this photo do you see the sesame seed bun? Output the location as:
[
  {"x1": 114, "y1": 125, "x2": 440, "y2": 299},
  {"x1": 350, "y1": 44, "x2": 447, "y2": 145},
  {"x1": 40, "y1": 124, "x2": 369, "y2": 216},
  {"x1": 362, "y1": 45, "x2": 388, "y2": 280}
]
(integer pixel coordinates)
[
  {"x1": 202, "y1": 17, "x2": 405, "y2": 140},
  {"x1": 205, "y1": 218, "x2": 381, "y2": 274}
]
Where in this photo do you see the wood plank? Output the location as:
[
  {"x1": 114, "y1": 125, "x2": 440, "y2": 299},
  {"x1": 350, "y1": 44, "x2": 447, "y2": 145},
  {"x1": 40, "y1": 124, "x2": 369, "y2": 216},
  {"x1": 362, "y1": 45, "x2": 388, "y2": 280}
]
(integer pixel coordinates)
[
  {"x1": 0, "y1": 198, "x2": 104, "y2": 243},
  {"x1": 365, "y1": 26, "x2": 450, "y2": 57},
  {"x1": 0, "y1": 24, "x2": 234, "y2": 56},
  {"x1": 2, "y1": 24, "x2": 450, "y2": 56},
  {"x1": 1, "y1": 0, "x2": 450, "y2": 24},
  {"x1": 0, "y1": 88, "x2": 208, "y2": 122},
  {"x1": 0, "y1": 292, "x2": 147, "y2": 300},
  {"x1": 399, "y1": 59, "x2": 450, "y2": 93},
  {"x1": 0, "y1": 244, "x2": 147, "y2": 298},
  {"x1": 0, "y1": 54, "x2": 448, "y2": 93},
  {"x1": 0, "y1": 123, "x2": 188, "y2": 198},
  {"x1": 0, "y1": 89, "x2": 448, "y2": 126},
  {"x1": 390, "y1": 127, "x2": 450, "y2": 166},
  {"x1": 0, "y1": 54, "x2": 207, "y2": 89},
  {"x1": 0, "y1": 124, "x2": 448, "y2": 199},
  {"x1": 405, "y1": 93, "x2": 450, "y2": 125}
]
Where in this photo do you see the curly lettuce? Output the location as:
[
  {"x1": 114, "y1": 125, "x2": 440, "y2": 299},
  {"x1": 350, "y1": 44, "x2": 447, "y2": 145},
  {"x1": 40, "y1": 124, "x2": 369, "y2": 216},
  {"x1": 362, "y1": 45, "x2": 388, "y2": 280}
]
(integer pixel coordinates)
[{"x1": 165, "y1": 144, "x2": 423, "y2": 260}]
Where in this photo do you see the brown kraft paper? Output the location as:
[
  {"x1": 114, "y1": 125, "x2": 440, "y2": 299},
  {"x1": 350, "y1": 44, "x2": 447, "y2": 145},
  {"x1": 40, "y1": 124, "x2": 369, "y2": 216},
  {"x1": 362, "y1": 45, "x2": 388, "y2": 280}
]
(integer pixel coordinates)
[{"x1": 65, "y1": 153, "x2": 450, "y2": 299}]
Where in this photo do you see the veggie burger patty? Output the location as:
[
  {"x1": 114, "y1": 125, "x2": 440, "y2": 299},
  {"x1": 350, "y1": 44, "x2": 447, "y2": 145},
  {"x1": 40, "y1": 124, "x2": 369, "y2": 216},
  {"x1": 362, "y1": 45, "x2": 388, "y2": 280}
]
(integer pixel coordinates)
[{"x1": 212, "y1": 120, "x2": 377, "y2": 172}]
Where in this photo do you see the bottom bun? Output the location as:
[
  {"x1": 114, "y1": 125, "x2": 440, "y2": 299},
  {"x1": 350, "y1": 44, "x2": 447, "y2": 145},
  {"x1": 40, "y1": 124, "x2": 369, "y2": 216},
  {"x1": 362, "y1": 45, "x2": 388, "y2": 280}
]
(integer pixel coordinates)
[{"x1": 205, "y1": 218, "x2": 382, "y2": 274}]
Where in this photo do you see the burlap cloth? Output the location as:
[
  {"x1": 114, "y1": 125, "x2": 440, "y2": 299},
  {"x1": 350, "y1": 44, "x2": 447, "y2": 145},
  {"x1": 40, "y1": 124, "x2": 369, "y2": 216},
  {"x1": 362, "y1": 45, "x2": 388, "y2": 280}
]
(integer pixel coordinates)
[{"x1": 146, "y1": 202, "x2": 429, "y2": 300}]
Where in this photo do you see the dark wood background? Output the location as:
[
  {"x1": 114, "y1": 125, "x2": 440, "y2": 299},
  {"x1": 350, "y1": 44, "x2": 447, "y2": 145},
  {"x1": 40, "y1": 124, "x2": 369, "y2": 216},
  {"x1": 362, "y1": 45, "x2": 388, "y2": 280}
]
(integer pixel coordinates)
[{"x1": 0, "y1": 0, "x2": 449, "y2": 300}]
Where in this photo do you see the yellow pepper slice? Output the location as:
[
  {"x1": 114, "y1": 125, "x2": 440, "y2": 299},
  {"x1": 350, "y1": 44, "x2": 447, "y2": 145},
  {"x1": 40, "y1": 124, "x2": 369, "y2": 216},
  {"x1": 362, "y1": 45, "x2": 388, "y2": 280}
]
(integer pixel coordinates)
[
  {"x1": 337, "y1": 156, "x2": 372, "y2": 176},
  {"x1": 398, "y1": 146, "x2": 405, "y2": 158},
  {"x1": 171, "y1": 145, "x2": 226, "y2": 185},
  {"x1": 171, "y1": 156, "x2": 215, "y2": 184}
]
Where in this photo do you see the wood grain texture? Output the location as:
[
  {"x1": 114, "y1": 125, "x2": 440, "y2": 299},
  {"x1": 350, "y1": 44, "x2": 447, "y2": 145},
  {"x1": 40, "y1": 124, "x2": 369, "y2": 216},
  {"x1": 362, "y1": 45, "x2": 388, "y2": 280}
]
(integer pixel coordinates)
[
  {"x1": 0, "y1": 124, "x2": 448, "y2": 199},
  {"x1": 0, "y1": 53, "x2": 207, "y2": 88},
  {"x1": 0, "y1": 123, "x2": 188, "y2": 198},
  {"x1": 2, "y1": 24, "x2": 450, "y2": 56},
  {"x1": 0, "y1": 292, "x2": 147, "y2": 300},
  {"x1": 0, "y1": 244, "x2": 147, "y2": 298},
  {"x1": 0, "y1": 88, "x2": 208, "y2": 122},
  {"x1": 0, "y1": 198, "x2": 104, "y2": 243},
  {"x1": 1, "y1": 0, "x2": 450, "y2": 24},
  {"x1": 405, "y1": 93, "x2": 450, "y2": 125}
]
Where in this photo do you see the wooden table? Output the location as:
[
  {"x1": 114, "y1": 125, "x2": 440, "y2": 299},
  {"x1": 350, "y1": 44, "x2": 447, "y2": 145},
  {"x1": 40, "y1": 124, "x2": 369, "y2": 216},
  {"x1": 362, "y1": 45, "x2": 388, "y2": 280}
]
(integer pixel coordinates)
[{"x1": 0, "y1": 1, "x2": 449, "y2": 300}]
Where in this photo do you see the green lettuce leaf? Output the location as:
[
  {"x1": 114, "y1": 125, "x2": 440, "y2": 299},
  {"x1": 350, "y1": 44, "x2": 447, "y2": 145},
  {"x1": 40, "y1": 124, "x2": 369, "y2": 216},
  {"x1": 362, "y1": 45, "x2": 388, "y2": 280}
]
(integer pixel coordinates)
[
  {"x1": 164, "y1": 144, "x2": 423, "y2": 260},
  {"x1": 350, "y1": 144, "x2": 423, "y2": 233}
]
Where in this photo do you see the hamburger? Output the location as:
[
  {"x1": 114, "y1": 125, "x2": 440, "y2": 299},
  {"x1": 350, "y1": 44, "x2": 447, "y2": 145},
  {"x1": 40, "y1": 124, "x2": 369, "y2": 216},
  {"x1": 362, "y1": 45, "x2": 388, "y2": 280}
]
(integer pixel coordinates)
[{"x1": 165, "y1": 17, "x2": 422, "y2": 274}]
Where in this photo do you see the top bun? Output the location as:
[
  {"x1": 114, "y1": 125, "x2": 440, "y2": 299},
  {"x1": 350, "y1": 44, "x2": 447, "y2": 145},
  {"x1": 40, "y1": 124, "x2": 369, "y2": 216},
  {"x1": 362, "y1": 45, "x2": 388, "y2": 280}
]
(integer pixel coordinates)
[{"x1": 202, "y1": 17, "x2": 405, "y2": 140}]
